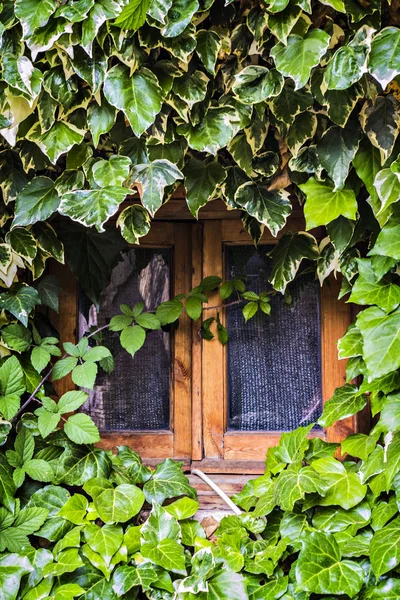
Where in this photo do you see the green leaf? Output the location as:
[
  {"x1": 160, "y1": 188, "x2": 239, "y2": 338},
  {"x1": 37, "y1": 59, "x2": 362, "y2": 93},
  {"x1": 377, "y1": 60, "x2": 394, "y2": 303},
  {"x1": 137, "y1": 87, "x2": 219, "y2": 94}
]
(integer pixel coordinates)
[
  {"x1": 311, "y1": 457, "x2": 367, "y2": 510},
  {"x1": 165, "y1": 497, "x2": 199, "y2": 520},
  {"x1": 368, "y1": 27, "x2": 400, "y2": 89},
  {"x1": 196, "y1": 29, "x2": 221, "y2": 75},
  {"x1": 88, "y1": 100, "x2": 117, "y2": 148},
  {"x1": 112, "y1": 563, "x2": 159, "y2": 595},
  {"x1": 242, "y1": 302, "x2": 258, "y2": 323},
  {"x1": 337, "y1": 325, "x2": 363, "y2": 359},
  {"x1": 117, "y1": 204, "x2": 151, "y2": 244},
  {"x1": 31, "y1": 346, "x2": 50, "y2": 373},
  {"x1": 94, "y1": 484, "x2": 145, "y2": 524},
  {"x1": 184, "y1": 158, "x2": 226, "y2": 218},
  {"x1": 295, "y1": 532, "x2": 364, "y2": 596},
  {"x1": 349, "y1": 260, "x2": 400, "y2": 313},
  {"x1": 15, "y1": 0, "x2": 57, "y2": 37},
  {"x1": 373, "y1": 166, "x2": 400, "y2": 216},
  {"x1": 0, "y1": 554, "x2": 33, "y2": 600},
  {"x1": 287, "y1": 111, "x2": 317, "y2": 157},
  {"x1": 72, "y1": 361, "x2": 98, "y2": 389},
  {"x1": 234, "y1": 182, "x2": 291, "y2": 237},
  {"x1": 0, "y1": 284, "x2": 41, "y2": 326},
  {"x1": 357, "y1": 306, "x2": 400, "y2": 378},
  {"x1": 370, "y1": 516, "x2": 400, "y2": 578},
  {"x1": 174, "y1": 70, "x2": 209, "y2": 108},
  {"x1": 120, "y1": 325, "x2": 146, "y2": 357},
  {"x1": 156, "y1": 300, "x2": 183, "y2": 326},
  {"x1": 27, "y1": 122, "x2": 85, "y2": 165},
  {"x1": 141, "y1": 538, "x2": 186, "y2": 574},
  {"x1": 316, "y1": 122, "x2": 362, "y2": 191},
  {"x1": 43, "y1": 548, "x2": 84, "y2": 578},
  {"x1": 64, "y1": 414, "x2": 100, "y2": 444},
  {"x1": 114, "y1": 0, "x2": 150, "y2": 30},
  {"x1": 52, "y1": 356, "x2": 78, "y2": 381},
  {"x1": 58, "y1": 390, "x2": 89, "y2": 414},
  {"x1": 130, "y1": 159, "x2": 183, "y2": 216},
  {"x1": 324, "y1": 26, "x2": 372, "y2": 90},
  {"x1": 0, "y1": 356, "x2": 25, "y2": 397},
  {"x1": 6, "y1": 228, "x2": 37, "y2": 264},
  {"x1": 13, "y1": 177, "x2": 59, "y2": 228},
  {"x1": 59, "y1": 187, "x2": 128, "y2": 233},
  {"x1": 85, "y1": 523, "x2": 123, "y2": 566},
  {"x1": 143, "y1": 458, "x2": 196, "y2": 504},
  {"x1": 161, "y1": 0, "x2": 199, "y2": 37},
  {"x1": 318, "y1": 384, "x2": 367, "y2": 427},
  {"x1": 104, "y1": 66, "x2": 163, "y2": 137},
  {"x1": 177, "y1": 107, "x2": 236, "y2": 155},
  {"x1": 92, "y1": 156, "x2": 131, "y2": 188},
  {"x1": 360, "y1": 95, "x2": 400, "y2": 165},
  {"x1": 233, "y1": 66, "x2": 284, "y2": 104},
  {"x1": 300, "y1": 177, "x2": 358, "y2": 229},
  {"x1": 269, "y1": 232, "x2": 318, "y2": 293},
  {"x1": 271, "y1": 30, "x2": 330, "y2": 89}
]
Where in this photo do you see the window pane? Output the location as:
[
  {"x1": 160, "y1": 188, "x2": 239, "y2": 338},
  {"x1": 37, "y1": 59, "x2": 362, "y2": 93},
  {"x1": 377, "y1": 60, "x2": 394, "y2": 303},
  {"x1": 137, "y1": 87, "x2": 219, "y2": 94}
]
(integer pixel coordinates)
[
  {"x1": 79, "y1": 248, "x2": 171, "y2": 431},
  {"x1": 226, "y1": 245, "x2": 322, "y2": 432}
]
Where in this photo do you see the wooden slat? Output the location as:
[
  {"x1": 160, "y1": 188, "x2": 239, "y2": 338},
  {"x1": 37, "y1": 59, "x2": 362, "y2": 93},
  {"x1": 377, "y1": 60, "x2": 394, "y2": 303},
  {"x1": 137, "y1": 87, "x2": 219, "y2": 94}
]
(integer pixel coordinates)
[
  {"x1": 221, "y1": 218, "x2": 315, "y2": 243},
  {"x1": 138, "y1": 222, "x2": 174, "y2": 245},
  {"x1": 192, "y1": 459, "x2": 266, "y2": 474},
  {"x1": 173, "y1": 223, "x2": 192, "y2": 458},
  {"x1": 48, "y1": 261, "x2": 77, "y2": 397},
  {"x1": 202, "y1": 221, "x2": 224, "y2": 458},
  {"x1": 223, "y1": 430, "x2": 325, "y2": 461},
  {"x1": 192, "y1": 224, "x2": 203, "y2": 460},
  {"x1": 97, "y1": 432, "x2": 173, "y2": 458},
  {"x1": 321, "y1": 277, "x2": 354, "y2": 443}
]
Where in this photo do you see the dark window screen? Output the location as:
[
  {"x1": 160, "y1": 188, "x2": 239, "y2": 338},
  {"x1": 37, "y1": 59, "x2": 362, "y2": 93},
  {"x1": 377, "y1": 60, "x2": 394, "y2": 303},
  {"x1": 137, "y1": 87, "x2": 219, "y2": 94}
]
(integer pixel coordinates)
[
  {"x1": 226, "y1": 245, "x2": 322, "y2": 432},
  {"x1": 79, "y1": 248, "x2": 171, "y2": 431}
]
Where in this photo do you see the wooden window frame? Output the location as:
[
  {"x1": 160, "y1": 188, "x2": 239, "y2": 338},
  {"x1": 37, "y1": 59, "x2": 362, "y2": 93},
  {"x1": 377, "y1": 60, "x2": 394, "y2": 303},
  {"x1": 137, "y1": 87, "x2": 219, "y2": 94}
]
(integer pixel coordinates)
[{"x1": 50, "y1": 200, "x2": 366, "y2": 474}]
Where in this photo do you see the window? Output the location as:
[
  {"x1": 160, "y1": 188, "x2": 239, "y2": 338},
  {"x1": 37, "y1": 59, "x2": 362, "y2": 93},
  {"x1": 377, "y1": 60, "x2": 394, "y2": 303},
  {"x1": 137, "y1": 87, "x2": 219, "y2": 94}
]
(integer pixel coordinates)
[{"x1": 50, "y1": 202, "x2": 362, "y2": 473}]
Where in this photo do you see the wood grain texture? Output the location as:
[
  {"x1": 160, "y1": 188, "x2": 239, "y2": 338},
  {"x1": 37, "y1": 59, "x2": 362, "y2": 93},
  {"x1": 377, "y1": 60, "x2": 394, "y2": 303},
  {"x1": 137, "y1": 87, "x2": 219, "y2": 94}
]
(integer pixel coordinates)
[
  {"x1": 173, "y1": 223, "x2": 192, "y2": 458},
  {"x1": 321, "y1": 276, "x2": 355, "y2": 443},
  {"x1": 192, "y1": 224, "x2": 203, "y2": 460},
  {"x1": 202, "y1": 221, "x2": 225, "y2": 458},
  {"x1": 224, "y1": 431, "x2": 325, "y2": 461},
  {"x1": 97, "y1": 432, "x2": 173, "y2": 458}
]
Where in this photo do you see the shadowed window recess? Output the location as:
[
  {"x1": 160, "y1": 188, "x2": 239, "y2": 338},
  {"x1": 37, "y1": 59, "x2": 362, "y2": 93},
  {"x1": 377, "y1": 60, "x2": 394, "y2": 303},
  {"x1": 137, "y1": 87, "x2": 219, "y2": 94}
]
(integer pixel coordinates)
[
  {"x1": 226, "y1": 245, "x2": 322, "y2": 432},
  {"x1": 79, "y1": 248, "x2": 171, "y2": 431}
]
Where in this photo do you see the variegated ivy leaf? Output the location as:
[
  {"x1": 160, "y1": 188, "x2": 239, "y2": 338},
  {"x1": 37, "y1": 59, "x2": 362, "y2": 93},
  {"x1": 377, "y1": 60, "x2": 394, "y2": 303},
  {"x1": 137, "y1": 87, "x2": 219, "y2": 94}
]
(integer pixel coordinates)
[
  {"x1": 6, "y1": 229, "x2": 37, "y2": 264},
  {"x1": 54, "y1": 0, "x2": 95, "y2": 22},
  {"x1": 25, "y1": 20, "x2": 73, "y2": 62},
  {"x1": 92, "y1": 156, "x2": 131, "y2": 188},
  {"x1": 271, "y1": 30, "x2": 330, "y2": 90},
  {"x1": 324, "y1": 25, "x2": 374, "y2": 91},
  {"x1": 13, "y1": 177, "x2": 60, "y2": 228},
  {"x1": 114, "y1": 0, "x2": 150, "y2": 30},
  {"x1": 130, "y1": 160, "x2": 183, "y2": 217},
  {"x1": 71, "y1": 46, "x2": 108, "y2": 95},
  {"x1": 117, "y1": 205, "x2": 151, "y2": 244},
  {"x1": 178, "y1": 107, "x2": 237, "y2": 155},
  {"x1": 14, "y1": 0, "x2": 57, "y2": 38},
  {"x1": 196, "y1": 30, "x2": 221, "y2": 75},
  {"x1": 234, "y1": 182, "x2": 292, "y2": 238},
  {"x1": 374, "y1": 167, "x2": 400, "y2": 216},
  {"x1": 368, "y1": 27, "x2": 400, "y2": 90},
  {"x1": 184, "y1": 158, "x2": 226, "y2": 218},
  {"x1": 59, "y1": 187, "x2": 128, "y2": 232},
  {"x1": 287, "y1": 111, "x2": 317, "y2": 157},
  {"x1": 1, "y1": 54, "x2": 43, "y2": 106},
  {"x1": 360, "y1": 95, "x2": 400, "y2": 165},
  {"x1": 233, "y1": 66, "x2": 284, "y2": 104},
  {"x1": 147, "y1": 0, "x2": 172, "y2": 24},
  {"x1": 266, "y1": 5, "x2": 303, "y2": 45},
  {"x1": 87, "y1": 100, "x2": 117, "y2": 147},
  {"x1": 81, "y1": 0, "x2": 123, "y2": 57},
  {"x1": 316, "y1": 121, "x2": 362, "y2": 191},
  {"x1": 173, "y1": 70, "x2": 209, "y2": 108},
  {"x1": 300, "y1": 177, "x2": 358, "y2": 229},
  {"x1": 269, "y1": 232, "x2": 319, "y2": 293},
  {"x1": 161, "y1": 0, "x2": 199, "y2": 38},
  {"x1": 26, "y1": 121, "x2": 85, "y2": 165},
  {"x1": 103, "y1": 66, "x2": 163, "y2": 137},
  {"x1": 269, "y1": 80, "x2": 313, "y2": 125},
  {"x1": 0, "y1": 284, "x2": 41, "y2": 326}
]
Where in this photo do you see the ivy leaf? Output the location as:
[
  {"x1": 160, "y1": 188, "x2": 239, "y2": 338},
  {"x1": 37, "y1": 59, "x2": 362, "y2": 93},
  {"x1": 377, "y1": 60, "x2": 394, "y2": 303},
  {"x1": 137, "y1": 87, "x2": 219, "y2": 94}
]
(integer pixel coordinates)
[
  {"x1": 114, "y1": 0, "x2": 150, "y2": 30},
  {"x1": 368, "y1": 27, "x2": 400, "y2": 89},
  {"x1": 130, "y1": 160, "x2": 183, "y2": 217},
  {"x1": 311, "y1": 458, "x2": 367, "y2": 510},
  {"x1": 174, "y1": 70, "x2": 209, "y2": 108},
  {"x1": 117, "y1": 205, "x2": 151, "y2": 244},
  {"x1": 300, "y1": 177, "x2": 358, "y2": 229},
  {"x1": 271, "y1": 30, "x2": 330, "y2": 89},
  {"x1": 269, "y1": 80, "x2": 313, "y2": 125},
  {"x1": 141, "y1": 538, "x2": 186, "y2": 574},
  {"x1": 357, "y1": 306, "x2": 400, "y2": 378},
  {"x1": 87, "y1": 100, "x2": 117, "y2": 148},
  {"x1": 184, "y1": 158, "x2": 226, "y2": 218},
  {"x1": 13, "y1": 177, "x2": 59, "y2": 228},
  {"x1": 324, "y1": 26, "x2": 372, "y2": 90},
  {"x1": 296, "y1": 532, "x2": 364, "y2": 596},
  {"x1": 27, "y1": 122, "x2": 85, "y2": 165},
  {"x1": 287, "y1": 111, "x2": 317, "y2": 157},
  {"x1": 112, "y1": 563, "x2": 159, "y2": 595},
  {"x1": 370, "y1": 516, "x2": 400, "y2": 579},
  {"x1": 14, "y1": 0, "x2": 57, "y2": 37},
  {"x1": 234, "y1": 182, "x2": 291, "y2": 237},
  {"x1": 0, "y1": 554, "x2": 33, "y2": 600},
  {"x1": 349, "y1": 260, "x2": 400, "y2": 313},
  {"x1": 143, "y1": 459, "x2": 196, "y2": 504},
  {"x1": 104, "y1": 66, "x2": 163, "y2": 137},
  {"x1": 269, "y1": 232, "x2": 318, "y2": 293},
  {"x1": 64, "y1": 414, "x2": 100, "y2": 444},
  {"x1": 318, "y1": 384, "x2": 367, "y2": 427},
  {"x1": 373, "y1": 167, "x2": 400, "y2": 215},
  {"x1": 196, "y1": 29, "x2": 221, "y2": 75},
  {"x1": 59, "y1": 187, "x2": 128, "y2": 233},
  {"x1": 94, "y1": 484, "x2": 144, "y2": 524},
  {"x1": 0, "y1": 284, "x2": 41, "y2": 326},
  {"x1": 92, "y1": 156, "x2": 131, "y2": 188},
  {"x1": 369, "y1": 221, "x2": 400, "y2": 261},
  {"x1": 360, "y1": 95, "x2": 400, "y2": 165},
  {"x1": 233, "y1": 66, "x2": 284, "y2": 104},
  {"x1": 162, "y1": 0, "x2": 199, "y2": 38},
  {"x1": 316, "y1": 122, "x2": 362, "y2": 191},
  {"x1": 177, "y1": 107, "x2": 236, "y2": 155}
]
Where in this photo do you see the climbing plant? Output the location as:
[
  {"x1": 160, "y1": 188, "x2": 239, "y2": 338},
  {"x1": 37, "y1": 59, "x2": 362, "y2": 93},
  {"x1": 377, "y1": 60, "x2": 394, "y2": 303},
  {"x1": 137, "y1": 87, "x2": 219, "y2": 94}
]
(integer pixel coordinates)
[{"x1": 1, "y1": 0, "x2": 400, "y2": 597}]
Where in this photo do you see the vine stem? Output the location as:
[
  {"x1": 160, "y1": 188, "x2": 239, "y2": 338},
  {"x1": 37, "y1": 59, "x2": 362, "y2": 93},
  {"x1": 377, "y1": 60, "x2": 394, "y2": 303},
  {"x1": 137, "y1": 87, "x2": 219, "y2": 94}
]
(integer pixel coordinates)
[
  {"x1": 13, "y1": 323, "x2": 110, "y2": 421},
  {"x1": 203, "y1": 300, "x2": 243, "y2": 311}
]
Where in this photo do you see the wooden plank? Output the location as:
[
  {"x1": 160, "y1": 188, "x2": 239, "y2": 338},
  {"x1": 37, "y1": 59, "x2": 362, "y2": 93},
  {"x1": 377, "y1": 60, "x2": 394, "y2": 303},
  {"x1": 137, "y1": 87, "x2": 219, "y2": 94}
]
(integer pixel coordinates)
[
  {"x1": 173, "y1": 223, "x2": 192, "y2": 458},
  {"x1": 221, "y1": 219, "x2": 323, "y2": 243},
  {"x1": 192, "y1": 459, "x2": 266, "y2": 474},
  {"x1": 321, "y1": 276, "x2": 354, "y2": 443},
  {"x1": 223, "y1": 430, "x2": 325, "y2": 461},
  {"x1": 97, "y1": 432, "x2": 173, "y2": 458},
  {"x1": 202, "y1": 221, "x2": 225, "y2": 458},
  {"x1": 48, "y1": 261, "x2": 77, "y2": 397},
  {"x1": 138, "y1": 222, "x2": 174, "y2": 245},
  {"x1": 192, "y1": 224, "x2": 203, "y2": 460}
]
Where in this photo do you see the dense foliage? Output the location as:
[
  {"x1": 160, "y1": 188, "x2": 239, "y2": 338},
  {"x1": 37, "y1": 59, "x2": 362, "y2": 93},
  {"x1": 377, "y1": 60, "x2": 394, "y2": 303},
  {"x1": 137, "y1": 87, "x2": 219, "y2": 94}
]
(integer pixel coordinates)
[{"x1": 1, "y1": 0, "x2": 400, "y2": 598}]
